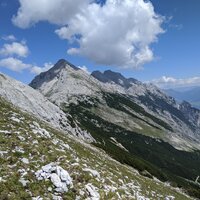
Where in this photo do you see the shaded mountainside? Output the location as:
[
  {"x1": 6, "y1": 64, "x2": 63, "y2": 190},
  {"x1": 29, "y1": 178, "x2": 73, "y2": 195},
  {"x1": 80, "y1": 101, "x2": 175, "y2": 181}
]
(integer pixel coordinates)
[
  {"x1": 164, "y1": 88, "x2": 200, "y2": 109},
  {"x1": 91, "y1": 70, "x2": 139, "y2": 88},
  {"x1": 29, "y1": 59, "x2": 200, "y2": 199},
  {"x1": 0, "y1": 97, "x2": 191, "y2": 199}
]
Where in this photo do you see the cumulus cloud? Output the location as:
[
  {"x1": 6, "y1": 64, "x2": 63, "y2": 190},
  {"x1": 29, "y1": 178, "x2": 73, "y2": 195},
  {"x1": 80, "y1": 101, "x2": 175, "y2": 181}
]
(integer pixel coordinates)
[
  {"x1": 0, "y1": 57, "x2": 31, "y2": 72},
  {"x1": 0, "y1": 56, "x2": 53, "y2": 74},
  {"x1": 30, "y1": 62, "x2": 53, "y2": 75},
  {"x1": 150, "y1": 76, "x2": 200, "y2": 88},
  {"x1": 13, "y1": 0, "x2": 164, "y2": 69},
  {"x1": 0, "y1": 42, "x2": 29, "y2": 57},
  {"x1": 56, "y1": 0, "x2": 164, "y2": 68},
  {"x1": 2, "y1": 35, "x2": 16, "y2": 41},
  {"x1": 12, "y1": 0, "x2": 90, "y2": 28}
]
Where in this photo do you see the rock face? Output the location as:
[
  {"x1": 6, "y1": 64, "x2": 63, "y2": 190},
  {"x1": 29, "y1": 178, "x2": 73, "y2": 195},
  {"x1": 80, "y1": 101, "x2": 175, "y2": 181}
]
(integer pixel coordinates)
[
  {"x1": 30, "y1": 59, "x2": 103, "y2": 106},
  {"x1": 30, "y1": 59, "x2": 79, "y2": 90},
  {"x1": 0, "y1": 73, "x2": 94, "y2": 142},
  {"x1": 0, "y1": 73, "x2": 69, "y2": 131},
  {"x1": 179, "y1": 101, "x2": 200, "y2": 127},
  {"x1": 30, "y1": 59, "x2": 200, "y2": 150},
  {"x1": 35, "y1": 163, "x2": 73, "y2": 193}
]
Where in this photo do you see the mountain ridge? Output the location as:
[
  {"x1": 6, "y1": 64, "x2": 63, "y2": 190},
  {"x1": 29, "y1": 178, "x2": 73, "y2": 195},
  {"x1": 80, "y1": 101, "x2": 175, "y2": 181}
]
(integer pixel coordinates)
[
  {"x1": 30, "y1": 59, "x2": 200, "y2": 150},
  {"x1": 91, "y1": 70, "x2": 140, "y2": 88},
  {"x1": 1, "y1": 59, "x2": 200, "y2": 198},
  {"x1": 164, "y1": 87, "x2": 200, "y2": 109}
]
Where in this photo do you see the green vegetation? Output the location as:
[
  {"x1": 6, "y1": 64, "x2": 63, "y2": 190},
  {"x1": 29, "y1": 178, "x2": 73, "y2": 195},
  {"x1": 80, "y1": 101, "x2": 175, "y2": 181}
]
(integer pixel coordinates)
[
  {"x1": 103, "y1": 93, "x2": 173, "y2": 131},
  {"x1": 63, "y1": 93, "x2": 200, "y2": 199},
  {"x1": 138, "y1": 94, "x2": 194, "y2": 129},
  {"x1": 0, "y1": 97, "x2": 191, "y2": 199}
]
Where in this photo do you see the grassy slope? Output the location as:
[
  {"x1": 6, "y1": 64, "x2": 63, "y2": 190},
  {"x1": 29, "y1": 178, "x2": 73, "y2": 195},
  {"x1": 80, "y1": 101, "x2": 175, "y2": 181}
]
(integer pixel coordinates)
[
  {"x1": 0, "y1": 97, "x2": 192, "y2": 199},
  {"x1": 62, "y1": 93, "x2": 200, "y2": 199}
]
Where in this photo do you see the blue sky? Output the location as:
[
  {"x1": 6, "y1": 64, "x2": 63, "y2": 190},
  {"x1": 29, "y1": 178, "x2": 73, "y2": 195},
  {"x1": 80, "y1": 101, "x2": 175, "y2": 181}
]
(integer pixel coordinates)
[{"x1": 0, "y1": 0, "x2": 200, "y2": 88}]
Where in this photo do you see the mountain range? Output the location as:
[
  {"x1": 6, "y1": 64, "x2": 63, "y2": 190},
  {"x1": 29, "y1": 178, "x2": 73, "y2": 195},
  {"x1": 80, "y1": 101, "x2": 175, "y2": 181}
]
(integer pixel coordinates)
[
  {"x1": 164, "y1": 87, "x2": 200, "y2": 109},
  {"x1": 1, "y1": 59, "x2": 200, "y2": 199}
]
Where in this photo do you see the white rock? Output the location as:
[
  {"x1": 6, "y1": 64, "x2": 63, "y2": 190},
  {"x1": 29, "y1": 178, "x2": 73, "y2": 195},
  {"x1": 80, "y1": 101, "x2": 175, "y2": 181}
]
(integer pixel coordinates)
[
  {"x1": 18, "y1": 135, "x2": 25, "y2": 141},
  {"x1": 21, "y1": 158, "x2": 29, "y2": 164},
  {"x1": 35, "y1": 163, "x2": 73, "y2": 194},
  {"x1": 56, "y1": 166, "x2": 73, "y2": 186},
  {"x1": 42, "y1": 163, "x2": 55, "y2": 173},
  {"x1": 19, "y1": 177, "x2": 29, "y2": 186},
  {"x1": 10, "y1": 116, "x2": 20, "y2": 123},
  {"x1": 50, "y1": 173, "x2": 63, "y2": 188},
  {"x1": 165, "y1": 196, "x2": 175, "y2": 200},
  {"x1": 85, "y1": 183, "x2": 100, "y2": 200},
  {"x1": 0, "y1": 151, "x2": 8, "y2": 156},
  {"x1": 32, "y1": 196, "x2": 43, "y2": 200},
  {"x1": 52, "y1": 195, "x2": 63, "y2": 200},
  {"x1": 83, "y1": 168, "x2": 100, "y2": 178}
]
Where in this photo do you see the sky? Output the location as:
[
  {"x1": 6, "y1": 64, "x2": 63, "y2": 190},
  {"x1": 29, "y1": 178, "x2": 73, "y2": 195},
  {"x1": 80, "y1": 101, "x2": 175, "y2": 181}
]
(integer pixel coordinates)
[{"x1": 0, "y1": 0, "x2": 200, "y2": 88}]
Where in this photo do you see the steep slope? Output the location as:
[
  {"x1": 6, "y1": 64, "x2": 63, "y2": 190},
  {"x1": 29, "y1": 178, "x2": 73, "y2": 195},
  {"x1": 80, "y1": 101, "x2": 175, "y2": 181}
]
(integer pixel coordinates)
[
  {"x1": 179, "y1": 101, "x2": 200, "y2": 127},
  {"x1": 30, "y1": 60, "x2": 200, "y2": 149},
  {"x1": 164, "y1": 87, "x2": 200, "y2": 109},
  {"x1": 0, "y1": 73, "x2": 93, "y2": 142},
  {"x1": 0, "y1": 96, "x2": 191, "y2": 200},
  {"x1": 30, "y1": 59, "x2": 200, "y2": 198},
  {"x1": 92, "y1": 71, "x2": 200, "y2": 145}
]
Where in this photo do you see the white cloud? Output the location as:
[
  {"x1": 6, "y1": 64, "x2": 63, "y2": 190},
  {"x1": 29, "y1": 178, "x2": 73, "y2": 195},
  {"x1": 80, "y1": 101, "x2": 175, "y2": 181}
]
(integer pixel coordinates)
[
  {"x1": 30, "y1": 62, "x2": 53, "y2": 75},
  {"x1": 13, "y1": 0, "x2": 164, "y2": 69},
  {"x1": 0, "y1": 42, "x2": 29, "y2": 57},
  {"x1": 78, "y1": 65, "x2": 90, "y2": 74},
  {"x1": 150, "y1": 76, "x2": 200, "y2": 88},
  {"x1": 12, "y1": 0, "x2": 90, "y2": 28},
  {"x1": 56, "y1": 0, "x2": 164, "y2": 68},
  {"x1": 0, "y1": 57, "x2": 31, "y2": 72},
  {"x1": 2, "y1": 35, "x2": 16, "y2": 41},
  {"x1": 0, "y1": 57, "x2": 53, "y2": 74}
]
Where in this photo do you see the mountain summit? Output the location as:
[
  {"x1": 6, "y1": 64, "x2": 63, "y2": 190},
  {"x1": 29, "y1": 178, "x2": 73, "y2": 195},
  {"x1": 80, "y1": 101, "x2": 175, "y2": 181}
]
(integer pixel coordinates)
[{"x1": 30, "y1": 59, "x2": 79, "y2": 90}]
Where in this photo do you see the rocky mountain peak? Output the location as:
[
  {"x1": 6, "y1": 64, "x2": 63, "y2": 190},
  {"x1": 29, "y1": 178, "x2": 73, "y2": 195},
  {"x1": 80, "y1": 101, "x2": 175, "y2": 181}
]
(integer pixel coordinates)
[
  {"x1": 30, "y1": 59, "x2": 79, "y2": 89},
  {"x1": 91, "y1": 70, "x2": 139, "y2": 88}
]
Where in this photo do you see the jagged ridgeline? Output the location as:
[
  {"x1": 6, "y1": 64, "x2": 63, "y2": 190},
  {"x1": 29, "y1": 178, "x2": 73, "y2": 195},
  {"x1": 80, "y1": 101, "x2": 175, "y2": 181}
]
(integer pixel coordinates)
[{"x1": 29, "y1": 59, "x2": 200, "y2": 199}]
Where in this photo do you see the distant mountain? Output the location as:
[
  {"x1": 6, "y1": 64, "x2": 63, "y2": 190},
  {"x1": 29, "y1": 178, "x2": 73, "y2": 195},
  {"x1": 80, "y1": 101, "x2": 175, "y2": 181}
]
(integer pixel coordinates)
[
  {"x1": 164, "y1": 87, "x2": 200, "y2": 109},
  {"x1": 30, "y1": 59, "x2": 200, "y2": 198}
]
